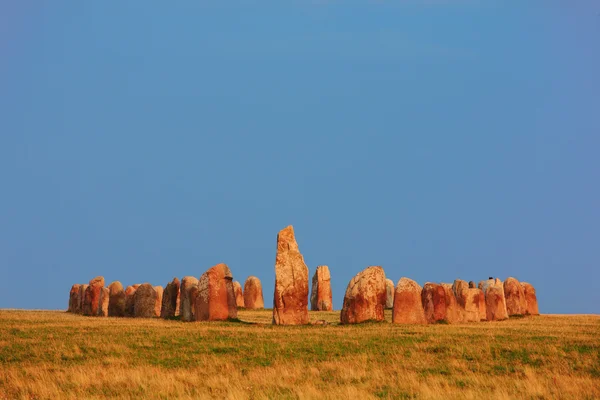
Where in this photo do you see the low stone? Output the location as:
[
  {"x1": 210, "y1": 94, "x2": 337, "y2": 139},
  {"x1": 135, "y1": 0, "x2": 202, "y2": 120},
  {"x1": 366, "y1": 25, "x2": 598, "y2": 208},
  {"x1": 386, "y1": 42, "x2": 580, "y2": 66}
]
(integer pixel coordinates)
[
  {"x1": 243, "y1": 276, "x2": 264, "y2": 309},
  {"x1": 392, "y1": 277, "x2": 426, "y2": 324},
  {"x1": 195, "y1": 263, "x2": 238, "y2": 321},
  {"x1": 133, "y1": 283, "x2": 157, "y2": 318},
  {"x1": 521, "y1": 282, "x2": 539, "y2": 315},
  {"x1": 340, "y1": 266, "x2": 386, "y2": 324},
  {"x1": 233, "y1": 281, "x2": 245, "y2": 308},
  {"x1": 422, "y1": 283, "x2": 446, "y2": 324},
  {"x1": 504, "y1": 277, "x2": 527, "y2": 316},
  {"x1": 108, "y1": 281, "x2": 126, "y2": 317}
]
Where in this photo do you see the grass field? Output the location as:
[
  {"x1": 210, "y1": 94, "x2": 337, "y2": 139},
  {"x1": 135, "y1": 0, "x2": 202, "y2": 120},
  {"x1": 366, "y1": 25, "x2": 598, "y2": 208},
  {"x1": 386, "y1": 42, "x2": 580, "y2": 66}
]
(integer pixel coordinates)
[{"x1": 0, "y1": 310, "x2": 598, "y2": 399}]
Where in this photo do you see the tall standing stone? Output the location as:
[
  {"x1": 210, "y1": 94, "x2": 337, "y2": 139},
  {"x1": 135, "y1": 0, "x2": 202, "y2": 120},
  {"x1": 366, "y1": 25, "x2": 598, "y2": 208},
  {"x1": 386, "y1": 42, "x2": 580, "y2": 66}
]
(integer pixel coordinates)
[
  {"x1": 108, "y1": 281, "x2": 126, "y2": 317},
  {"x1": 133, "y1": 283, "x2": 157, "y2": 318},
  {"x1": 124, "y1": 284, "x2": 141, "y2": 317},
  {"x1": 441, "y1": 283, "x2": 462, "y2": 323},
  {"x1": 181, "y1": 276, "x2": 199, "y2": 322},
  {"x1": 98, "y1": 287, "x2": 109, "y2": 317},
  {"x1": 479, "y1": 279, "x2": 508, "y2": 321},
  {"x1": 161, "y1": 277, "x2": 180, "y2": 318},
  {"x1": 504, "y1": 277, "x2": 526, "y2": 316},
  {"x1": 310, "y1": 265, "x2": 333, "y2": 311},
  {"x1": 340, "y1": 266, "x2": 386, "y2": 324},
  {"x1": 233, "y1": 281, "x2": 245, "y2": 308},
  {"x1": 68, "y1": 284, "x2": 82, "y2": 313},
  {"x1": 273, "y1": 226, "x2": 309, "y2": 325},
  {"x1": 392, "y1": 277, "x2": 426, "y2": 324},
  {"x1": 453, "y1": 279, "x2": 482, "y2": 322},
  {"x1": 83, "y1": 276, "x2": 105, "y2": 316},
  {"x1": 243, "y1": 276, "x2": 264, "y2": 309},
  {"x1": 154, "y1": 286, "x2": 163, "y2": 317},
  {"x1": 385, "y1": 278, "x2": 395, "y2": 309},
  {"x1": 78, "y1": 284, "x2": 88, "y2": 314},
  {"x1": 521, "y1": 282, "x2": 539, "y2": 315},
  {"x1": 422, "y1": 283, "x2": 447, "y2": 324},
  {"x1": 195, "y1": 263, "x2": 238, "y2": 321}
]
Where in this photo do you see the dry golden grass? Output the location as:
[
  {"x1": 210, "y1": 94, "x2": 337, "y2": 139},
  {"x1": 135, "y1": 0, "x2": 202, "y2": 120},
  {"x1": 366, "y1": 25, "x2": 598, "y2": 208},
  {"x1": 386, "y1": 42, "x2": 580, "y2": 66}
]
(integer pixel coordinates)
[{"x1": 0, "y1": 309, "x2": 598, "y2": 399}]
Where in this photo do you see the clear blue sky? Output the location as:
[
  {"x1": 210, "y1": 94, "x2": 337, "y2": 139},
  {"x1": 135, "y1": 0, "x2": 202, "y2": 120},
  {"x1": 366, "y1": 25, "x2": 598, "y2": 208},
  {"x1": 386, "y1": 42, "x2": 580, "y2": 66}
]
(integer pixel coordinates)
[{"x1": 1, "y1": 2, "x2": 599, "y2": 313}]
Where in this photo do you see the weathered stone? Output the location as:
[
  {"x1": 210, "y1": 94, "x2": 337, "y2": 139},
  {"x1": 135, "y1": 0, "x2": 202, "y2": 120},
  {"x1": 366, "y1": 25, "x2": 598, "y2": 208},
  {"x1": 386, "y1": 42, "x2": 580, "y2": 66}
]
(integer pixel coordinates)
[
  {"x1": 477, "y1": 288, "x2": 487, "y2": 321},
  {"x1": 161, "y1": 277, "x2": 180, "y2": 318},
  {"x1": 441, "y1": 283, "x2": 462, "y2": 323},
  {"x1": 133, "y1": 283, "x2": 157, "y2": 318},
  {"x1": 521, "y1": 282, "x2": 539, "y2": 315},
  {"x1": 392, "y1": 277, "x2": 426, "y2": 324},
  {"x1": 243, "y1": 276, "x2": 264, "y2": 309},
  {"x1": 83, "y1": 276, "x2": 105, "y2": 316},
  {"x1": 310, "y1": 265, "x2": 333, "y2": 311},
  {"x1": 273, "y1": 226, "x2": 309, "y2": 325},
  {"x1": 233, "y1": 281, "x2": 245, "y2": 308},
  {"x1": 78, "y1": 284, "x2": 88, "y2": 314},
  {"x1": 154, "y1": 286, "x2": 163, "y2": 317},
  {"x1": 124, "y1": 284, "x2": 140, "y2": 317},
  {"x1": 181, "y1": 276, "x2": 199, "y2": 322},
  {"x1": 195, "y1": 263, "x2": 238, "y2": 321},
  {"x1": 107, "y1": 281, "x2": 126, "y2": 317},
  {"x1": 68, "y1": 284, "x2": 82, "y2": 313},
  {"x1": 504, "y1": 277, "x2": 527, "y2": 316},
  {"x1": 479, "y1": 278, "x2": 508, "y2": 321},
  {"x1": 453, "y1": 279, "x2": 482, "y2": 322},
  {"x1": 98, "y1": 287, "x2": 109, "y2": 317},
  {"x1": 468, "y1": 281, "x2": 476, "y2": 289},
  {"x1": 422, "y1": 283, "x2": 446, "y2": 324},
  {"x1": 385, "y1": 278, "x2": 395, "y2": 309},
  {"x1": 340, "y1": 266, "x2": 386, "y2": 324}
]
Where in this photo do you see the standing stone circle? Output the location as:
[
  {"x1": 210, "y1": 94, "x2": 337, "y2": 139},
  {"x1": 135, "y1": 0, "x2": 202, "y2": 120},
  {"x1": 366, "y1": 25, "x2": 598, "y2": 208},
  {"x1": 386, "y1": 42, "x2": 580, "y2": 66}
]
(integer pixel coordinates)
[
  {"x1": 310, "y1": 265, "x2": 333, "y2": 311},
  {"x1": 243, "y1": 276, "x2": 264, "y2": 309},
  {"x1": 392, "y1": 277, "x2": 426, "y2": 324},
  {"x1": 273, "y1": 226, "x2": 309, "y2": 325},
  {"x1": 340, "y1": 266, "x2": 386, "y2": 324}
]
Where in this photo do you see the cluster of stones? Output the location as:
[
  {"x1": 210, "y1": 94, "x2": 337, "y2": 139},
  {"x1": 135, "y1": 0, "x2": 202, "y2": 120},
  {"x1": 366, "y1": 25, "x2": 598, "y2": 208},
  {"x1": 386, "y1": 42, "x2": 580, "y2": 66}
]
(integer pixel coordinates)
[
  {"x1": 68, "y1": 225, "x2": 539, "y2": 325},
  {"x1": 67, "y1": 270, "x2": 265, "y2": 321}
]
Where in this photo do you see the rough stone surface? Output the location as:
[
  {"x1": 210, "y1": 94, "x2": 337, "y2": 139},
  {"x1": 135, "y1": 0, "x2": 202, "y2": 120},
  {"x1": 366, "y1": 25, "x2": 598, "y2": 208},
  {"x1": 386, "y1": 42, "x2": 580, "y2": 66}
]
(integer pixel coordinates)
[
  {"x1": 154, "y1": 286, "x2": 163, "y2": 317},
  {"x1": 422, "y1": 283, "x2": 447, "y2": 324},
  {"x1": 385, "y1": 278, "x2": 395, "y2": 309},
  {"x1": 108, "y1": 281, "x2": 126, "y2": 317},
  {"x1": 83, "y1": 276, "x2": 105, "y2": 316},
  {"x1": 243, "y1": 276, "x2": 264, "y2": 309},
  {"x1": 161, "y1": 277, "x2": 180, "y2": 318},
  {"x1": 504, "y1": 277, "x2": 527, "y2": 316},
  {"x1": 477, "y1": 288, "x2": 487, "y2": 321},
  {"x1": 98, "y1": 287, "x2": 109, "y2": 317},
  {"x1": 78, "y1": 284, "x2": 88, "y2": 314},
  {"x1": 392, "y1": 277, "x2": 426, "y2": 324},
  {"x1": 124, "y1": 284, "x2": 140, "y2": 317},
  {"x1": 479, "y1": 278, "x2": 508, "y2": 321},
  {"x1": 310, "y1": 266, "x2": 333, "y2": 311},
  {"x1": 133, "y1": 283, "x2": 157, "y2": 318},
  {"x1": 181, "y1": 276, "x2": 199, "y2": 322},
  {"x1": 340, "y1": 266, "x2": 386, "y2": 324},
  {"x1": 453, "y1": 279, "x2": 482, "y2": 322},
  {"x1": 441, "y1": 283, "x2": 462, "y2": 323},
  {"x1": 195, "y1": 263, "x2": 238, "y2": 321},
  {"x1": 273, "y1": 226, "x2": 309, "y2": 325},
  {"x1": 233, "y1": 281, "x2": 245, "y2": 308},
  {"x1": 469, "y1": 281, "x2": 476, "y2": 289},
  {"x1": 68, "y1": 284, "x2": 82, "y2": 313},
  {"x1": 521, "y1": 282, "x2": 540, "y2": 315}
]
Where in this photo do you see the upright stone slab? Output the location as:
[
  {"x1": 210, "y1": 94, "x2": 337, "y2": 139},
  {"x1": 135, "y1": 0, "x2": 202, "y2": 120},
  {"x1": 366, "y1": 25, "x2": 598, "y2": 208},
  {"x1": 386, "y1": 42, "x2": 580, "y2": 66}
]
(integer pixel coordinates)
[
  {"x1": 68, "y1": 284, "x2": 82, "y2": 313},
  {"x1": 441, "y1": 283, "x2": 462, "y2": 323},
  {"x1": 154, "y1": 286, "x2": 163, "y2": 317},
  {"x1": 340, "y1": 266, "x2": 386, "y2": 324},
  {"x1": 453, "y1": 279, "x2": 481, "y2": 322},
  {"x1": 504, "y1": 277, "x2": 526, "y2": 316},
  {"x1": 233, "y1": 281, "x2": 245, "y2": 308},
  {"x1": 133, "y1": 283, "x2": 157, "y2": 318},
  {"x1": 385, "y1": 278, "x2": 395, "y2": 309},
  {"x1": 161, "y1": 277, "x2": 180, "y2": 318},
  {"x1": 521, "y1": 282, "x2": 539, "y2": 315},
  {"x1": 422, "y1": 283, "x2": 446, "y2": 324},
  {"x1": 195, "y1": 263, "x2": 238, "y2": 321},
  {"x1": 273, "y1": 226, "x2": 309, "y2": 325},
  {"x1": 78, "y1": 284, "x2": 88, "y2": 314},
  {"x1": 310, "y1": 265, "x2": 333, "y2": 311},
  {"x1": 124, "y1": 284, "x2": 141, "y2": 317},
  {"x1": 181, "y1": 276, "x2": 199, "y2": 322},
  {"x1": 98, "y1": 287, "x2": 109, "y2": 317},
  {"x1": 243, "y1": 276, "x2": 264, "y2": 309},
  {"x1": 392, "y1": 277, "x2": 426, "y2": 324},
  {"x1": 108, "y1": 281, "x2": 126, "y2": 317},
  {"x1": 83, "y1": 276, "x2": 105, "y2": 316},
  {"x1": 479, "y1": 278, "x2": 508, "y2": 321}
]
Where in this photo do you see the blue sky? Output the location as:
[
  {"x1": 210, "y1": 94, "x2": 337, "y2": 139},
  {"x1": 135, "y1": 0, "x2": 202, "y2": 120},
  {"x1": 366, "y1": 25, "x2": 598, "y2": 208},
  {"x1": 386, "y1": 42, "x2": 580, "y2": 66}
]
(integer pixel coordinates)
[{"x1": 1, "y1": 1, "x2": 599, "y2": 313}]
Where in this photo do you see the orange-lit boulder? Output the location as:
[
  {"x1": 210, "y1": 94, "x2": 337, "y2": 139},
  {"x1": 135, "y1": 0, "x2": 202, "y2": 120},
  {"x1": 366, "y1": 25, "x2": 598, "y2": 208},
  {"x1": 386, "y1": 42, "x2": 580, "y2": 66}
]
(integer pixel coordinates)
[
  {"x1": 392, "y1": 277, "x2": 426, "y2": 324},
  {"x1": 243, "y1": 276, "x2": 264, "y2": 309},
  {"x1": 521, "y1": 282, "x2": 539, "y2": 315},
  {"x1": 340, "y1": 266, "x2": 386, "y2": 324},
  {"x1": 504, "y1": 277, "x2": 526, "y2": 316},
  {"x1": 133, "y1": 283, "x2": 157, "y2": 318},
  {"x1": 108, "y1": 281, "x2": 126, "y2": 317},
  {"x1": 68, "y1": 284, "x2": 82, "y2": 313},
  {"x1": 83, "y1": 276, "x2": 105, "y2": 316},
  {"x1": 233, "y1": 281, "x2": 245, "y2": 308},
  {"x1": 422, "y1": 283, "x2": 446, "y2": 324},
  {"x1": 195, "y1": 263, "x2": 238, "y2": 321},
  {"x1": 181, "y1": 276, "x2": 199, "y2": 322}
]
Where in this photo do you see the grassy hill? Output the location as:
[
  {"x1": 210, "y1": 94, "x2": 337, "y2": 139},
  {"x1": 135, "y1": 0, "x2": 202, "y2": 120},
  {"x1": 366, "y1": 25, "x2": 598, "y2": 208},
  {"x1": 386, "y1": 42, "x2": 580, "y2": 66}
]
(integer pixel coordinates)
[{"x1": 0, "y1": 310, "x2": 598, "y2": 399}]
